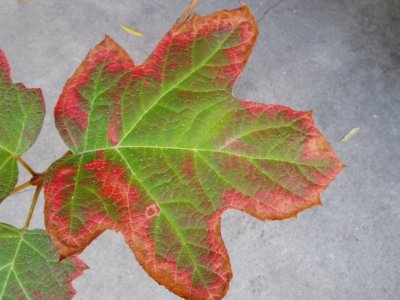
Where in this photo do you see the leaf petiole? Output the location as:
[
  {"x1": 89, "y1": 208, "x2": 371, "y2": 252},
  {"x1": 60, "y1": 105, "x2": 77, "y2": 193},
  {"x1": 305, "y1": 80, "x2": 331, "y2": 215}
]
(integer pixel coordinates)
[
  {"x1": 18, "y1": 157, "x2": 39, "y2": 176},
  {"x1": 23, "y1": 183, "x2": 43, "y2": 229},
  {"x1": 176, "y1": 0, "x2": 199, "y2": 24},
  {"x1": 10, "y1": 180, "x2": 32, "y2": 195}
]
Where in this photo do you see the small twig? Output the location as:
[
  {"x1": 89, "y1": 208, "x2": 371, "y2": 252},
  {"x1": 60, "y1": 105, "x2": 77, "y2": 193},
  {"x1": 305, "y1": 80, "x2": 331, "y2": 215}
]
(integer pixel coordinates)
[
  {"x1": 24, "y1": 184, "x2": 43, "y2": 229},
  {"x1": 10, "y1": 180, "x2": 32, "y2": 196},
  {"x1": 119, "y1": 23, "x2": 144, "y2": 37},
  {"x1": 176, "y1": 0, "x2": 199, "y2": 24},
  {"x1": 340, "y1": 127, "x2": 360, "y2": 142},
  {"x1": 18, "y1": 157, "x2": 38, "y2": 176},
  {"x1": 257, "y1": 0, "x2": 286, "y2": 22}
]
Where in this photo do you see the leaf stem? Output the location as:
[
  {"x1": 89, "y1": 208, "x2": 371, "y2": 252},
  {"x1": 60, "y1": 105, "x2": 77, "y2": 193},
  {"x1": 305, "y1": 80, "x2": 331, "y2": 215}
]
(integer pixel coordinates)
[
  {"x1": 18, "y1": 157, "x2": 38, "y2": 176},
  {"x1": 10, "y1": 180, "x2": 32, "y2": 196},
  {"x1": 24, "y1": 183, "x2": 43, "y2": 229},
  {"x1": 176, "y1": 0, "x2": 199, "y2": 24}
]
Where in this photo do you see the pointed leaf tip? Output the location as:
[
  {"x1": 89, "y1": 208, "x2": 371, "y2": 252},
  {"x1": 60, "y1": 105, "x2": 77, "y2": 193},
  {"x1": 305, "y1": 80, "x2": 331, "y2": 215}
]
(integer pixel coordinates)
[{"x1": 0, "y1": 49, "x2": 11, "y2": 77}]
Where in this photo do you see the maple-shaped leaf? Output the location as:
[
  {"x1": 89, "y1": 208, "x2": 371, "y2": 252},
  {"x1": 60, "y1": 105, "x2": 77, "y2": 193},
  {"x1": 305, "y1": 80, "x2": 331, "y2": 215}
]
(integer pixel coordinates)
[
  {"x1": 0, "y1": 223, "x2": 87, "y2": 300},
  {"x1": 43, "y1": 6, "x2": 344, "y2": 300},
  {"x1": 0, "y1": 50, "x2": 45, "y2": 202}
]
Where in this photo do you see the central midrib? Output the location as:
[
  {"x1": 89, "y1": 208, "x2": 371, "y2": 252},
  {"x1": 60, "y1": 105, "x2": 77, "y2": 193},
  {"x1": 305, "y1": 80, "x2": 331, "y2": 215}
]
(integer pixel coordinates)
[{"x1": 74, "y1": 145, "x2": 321, "y2": 168}]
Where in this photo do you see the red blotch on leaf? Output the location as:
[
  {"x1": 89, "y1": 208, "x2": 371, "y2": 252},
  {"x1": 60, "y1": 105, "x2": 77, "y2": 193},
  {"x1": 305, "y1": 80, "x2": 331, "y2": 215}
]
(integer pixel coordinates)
[
  {"x1": 183, "y1": 158, "x2": 195, "y2": 178},
  {"x1": 108, "y1": 123, "x2": 119, "y2": 145},
  {"x1": 0, "y1": 49, "x2": 11, "y2": 76}
]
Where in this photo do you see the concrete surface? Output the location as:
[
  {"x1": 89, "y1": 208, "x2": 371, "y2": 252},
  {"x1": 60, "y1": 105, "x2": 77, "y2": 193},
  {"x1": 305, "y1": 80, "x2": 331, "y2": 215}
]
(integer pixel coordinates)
[{"x1": 1, "y1": 0, "x2": 399, "y2": 299}]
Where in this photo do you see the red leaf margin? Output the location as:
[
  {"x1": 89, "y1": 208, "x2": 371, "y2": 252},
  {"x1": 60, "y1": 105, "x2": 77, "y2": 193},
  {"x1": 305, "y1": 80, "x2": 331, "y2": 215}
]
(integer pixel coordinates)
[
  {"x1": 68, "y1": 257, "x2": 88, "y2": 298},
  {"x1": 54, "y1": 37, "x2": 135, "y2": 150},
  {"x1": 44, "y1": 5, "x2": 344, "y2": 300},
  {"x1": 0, "y1": 50, "x2": 11, "y2": 77}
]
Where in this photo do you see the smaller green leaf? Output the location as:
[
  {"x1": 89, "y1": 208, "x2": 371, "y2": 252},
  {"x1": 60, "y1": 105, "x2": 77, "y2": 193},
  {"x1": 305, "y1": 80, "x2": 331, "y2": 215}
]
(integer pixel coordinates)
[
  {"x1": 0, "y1": 223, "x2": 87, "y2": 300},
  {"x1": 0, "y1": 50, "x2": 45, "y2": 202}
]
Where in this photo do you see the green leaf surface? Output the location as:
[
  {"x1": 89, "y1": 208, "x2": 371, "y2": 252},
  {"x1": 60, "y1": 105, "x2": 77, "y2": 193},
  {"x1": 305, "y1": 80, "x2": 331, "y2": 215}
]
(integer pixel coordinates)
[
  {"x1": 0, "y1": 50, "x2": 45, "y2": 202},
  {"x1": 44, "y1": 6, "x2": 343, "y2": 300},
  {"x1": 0, "y1": 223, "x2": 87, "y2": 300}
]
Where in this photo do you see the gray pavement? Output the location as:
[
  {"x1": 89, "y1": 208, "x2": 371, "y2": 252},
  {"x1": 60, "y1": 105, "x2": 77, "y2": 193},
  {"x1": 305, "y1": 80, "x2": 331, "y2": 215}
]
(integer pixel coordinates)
[{"x1": 0, "y1": 0, "x2": 399, "y2": 299}]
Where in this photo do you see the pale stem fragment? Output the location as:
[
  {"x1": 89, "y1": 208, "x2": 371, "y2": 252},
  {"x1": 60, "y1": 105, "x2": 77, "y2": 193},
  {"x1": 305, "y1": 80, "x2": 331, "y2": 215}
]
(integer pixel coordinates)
[{"x1": 176, "y1": 0, "x2": 199, "y2": 24}]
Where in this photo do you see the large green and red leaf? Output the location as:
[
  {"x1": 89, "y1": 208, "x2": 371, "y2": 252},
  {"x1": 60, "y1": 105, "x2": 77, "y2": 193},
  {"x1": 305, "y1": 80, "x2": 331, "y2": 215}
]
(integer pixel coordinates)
[
  {"x1": 0, "y1": 223, "x2": 87, "y2": 300},
  {"x1": 0, "y1": 50, "x2": 45, "y2": 202},
  {"x1": 44, "y1": 6, "x2": 343, "y2": 300}
]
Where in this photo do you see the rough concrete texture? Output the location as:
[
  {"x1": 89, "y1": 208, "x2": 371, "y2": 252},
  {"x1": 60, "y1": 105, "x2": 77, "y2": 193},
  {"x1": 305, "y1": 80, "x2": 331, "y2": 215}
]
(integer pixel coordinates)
[{"x1": 0, "y1": 0, "x2": 399, "y2": 299}]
